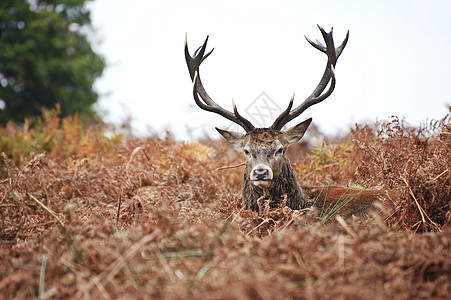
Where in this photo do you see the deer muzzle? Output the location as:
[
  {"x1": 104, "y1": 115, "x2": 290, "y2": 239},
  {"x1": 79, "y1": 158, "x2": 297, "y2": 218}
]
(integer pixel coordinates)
[{"x1": 250, "y1": 164, "x2": 274, "y2": 187}]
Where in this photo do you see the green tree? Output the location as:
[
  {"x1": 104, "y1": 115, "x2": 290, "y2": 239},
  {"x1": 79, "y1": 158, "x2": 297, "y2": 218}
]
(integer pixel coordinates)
[{"x1": 0, "y1": 0, "x2": 104, "y2": 124}]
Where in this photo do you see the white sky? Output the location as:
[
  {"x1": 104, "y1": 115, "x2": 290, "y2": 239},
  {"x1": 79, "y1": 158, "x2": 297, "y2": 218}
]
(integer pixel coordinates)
[{"x1": 88, "y1": 0, "x2": 451, "y2": 140}]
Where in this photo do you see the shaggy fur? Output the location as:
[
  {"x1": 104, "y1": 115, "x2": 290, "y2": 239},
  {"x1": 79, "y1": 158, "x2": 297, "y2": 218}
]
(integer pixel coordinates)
[{"x1": 243, "y1": 157, "x2": 307, "y2": 211}]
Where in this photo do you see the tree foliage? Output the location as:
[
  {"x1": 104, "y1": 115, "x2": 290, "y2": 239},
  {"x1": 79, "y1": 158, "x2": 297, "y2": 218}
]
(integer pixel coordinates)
[{"x1": 0, "y1": 0, "x2": 104, "y2": 124}]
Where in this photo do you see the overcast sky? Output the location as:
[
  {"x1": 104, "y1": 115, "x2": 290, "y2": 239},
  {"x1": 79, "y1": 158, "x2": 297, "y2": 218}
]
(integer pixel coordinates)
[{"x1": 88, "y1": 0, "x2": 451, "y2": 140}]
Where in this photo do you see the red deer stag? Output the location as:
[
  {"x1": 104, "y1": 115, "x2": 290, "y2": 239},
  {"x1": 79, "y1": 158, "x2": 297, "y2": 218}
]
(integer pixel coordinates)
[{"x1": 185, "y1": 26, "x2": 393, "y2": 218}]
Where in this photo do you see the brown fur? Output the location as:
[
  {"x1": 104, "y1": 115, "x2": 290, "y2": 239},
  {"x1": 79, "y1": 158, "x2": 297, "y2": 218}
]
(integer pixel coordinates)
[
  {"x1": 238, "y1": 129, "x2": 308, "y2": 211},
  {"x1": 302, "y1": 186, "x2": 400, "y2": 218},
  {"x1": 221, "y1": 128, "x2": 396, "y2": 218},
  {"x1": 243, "y1": 155, "x2": 307, "y2": 211}
]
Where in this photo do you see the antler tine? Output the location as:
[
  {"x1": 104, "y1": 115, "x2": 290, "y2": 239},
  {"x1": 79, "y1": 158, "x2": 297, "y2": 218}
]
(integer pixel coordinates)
[
  {"x1": 271, "y1": 26, "x2": 348, "y2": 130},
  {"x1": 185, "y1": 35, "x2": 255, "y2": 132},
  {"x1": 270, "y1": 94, "x2": 294, "y2": 130},
  {"x1": 336, "y1": 30, "x2": 349, "y2": 59}
]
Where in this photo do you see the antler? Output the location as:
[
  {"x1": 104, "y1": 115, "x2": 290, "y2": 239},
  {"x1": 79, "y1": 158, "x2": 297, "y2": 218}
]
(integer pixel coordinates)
[
  {"x1": 185, "y1": 35, "x2": 255, "y2": 132},
  {"x1": 271, "y1": 25, "x2": 349, "y2": 130}
]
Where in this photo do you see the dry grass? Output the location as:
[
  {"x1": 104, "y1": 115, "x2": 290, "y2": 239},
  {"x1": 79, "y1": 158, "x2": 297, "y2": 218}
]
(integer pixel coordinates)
[{"x1": 0, "y1": 107, "x2": 450, "y2": 299}]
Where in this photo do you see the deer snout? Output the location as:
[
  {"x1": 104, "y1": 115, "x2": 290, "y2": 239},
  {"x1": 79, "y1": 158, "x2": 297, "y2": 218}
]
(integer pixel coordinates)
[
  {"x1": 254, "y1": 169, "x2": 268, "y2": 180},
  {"x1": 250, "y1": 164, "x2": 274, "y2": 187}
]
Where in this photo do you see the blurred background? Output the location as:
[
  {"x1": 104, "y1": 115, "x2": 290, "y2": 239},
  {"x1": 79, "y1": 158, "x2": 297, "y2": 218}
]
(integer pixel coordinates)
[{"x1": 1, "y1": 0, "x2": 451, "y2": 140}]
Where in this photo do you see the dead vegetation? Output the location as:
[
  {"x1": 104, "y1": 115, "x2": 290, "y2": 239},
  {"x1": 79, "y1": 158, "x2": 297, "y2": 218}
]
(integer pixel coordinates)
[{"x1": 0, "y1": 107, "x2": 450, "y2": 299}]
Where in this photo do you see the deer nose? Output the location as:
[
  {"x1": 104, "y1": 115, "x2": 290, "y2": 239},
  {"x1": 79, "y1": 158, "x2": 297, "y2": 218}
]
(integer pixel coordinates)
[
  {"x1": 253, "y1": 169, "x2": 269, "y2": 180},
  {"x1": 250, "y1": 164, "x2": 274, "y2": 184}
]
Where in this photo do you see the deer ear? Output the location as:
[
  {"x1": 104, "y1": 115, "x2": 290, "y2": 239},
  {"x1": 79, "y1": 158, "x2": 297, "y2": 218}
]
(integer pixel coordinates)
[
  {"x1": 216, "y1": 127, "x2": 246, "y2": 148},
  {"x1": 283, "y1": 118, "x2": 312, "y2": 144}
]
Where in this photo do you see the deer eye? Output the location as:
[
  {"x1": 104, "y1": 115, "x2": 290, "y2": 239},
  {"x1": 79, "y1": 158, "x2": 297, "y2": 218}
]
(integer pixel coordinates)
[
  {"x1": 275, "y1": 147, "x2": 284, "y2": 156},
  {"x1": 243, "y1": 149, "x2": 250, "y2": 156}
]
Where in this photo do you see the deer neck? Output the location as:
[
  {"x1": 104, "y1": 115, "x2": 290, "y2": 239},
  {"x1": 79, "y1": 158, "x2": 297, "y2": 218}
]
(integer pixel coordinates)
[{"x1": 242, "y1": 157, "x2": 307, "y2": 211}]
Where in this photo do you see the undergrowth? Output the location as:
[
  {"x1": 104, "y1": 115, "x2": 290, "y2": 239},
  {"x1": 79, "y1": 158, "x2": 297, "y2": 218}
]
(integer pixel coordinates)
[
  {"x1": 0, "y1": 104, "x2": 123, "y2": 165},
  {"x1": 0, "y1": 107, "x2": 450, "y2": 299}
]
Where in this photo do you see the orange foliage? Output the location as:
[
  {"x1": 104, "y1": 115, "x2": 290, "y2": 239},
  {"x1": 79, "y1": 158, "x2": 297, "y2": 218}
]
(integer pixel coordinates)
[{"x1": 0, "y1": 108, "x2": 450, "y2": 299}]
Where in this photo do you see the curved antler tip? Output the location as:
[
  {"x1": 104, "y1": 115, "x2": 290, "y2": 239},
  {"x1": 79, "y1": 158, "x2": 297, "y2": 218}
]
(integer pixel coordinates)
[
  {"x1": 317, "y1": 24, "x2": 328, "y2": 32},
  {"x1": 232, "y1": 99, "x2": 238, "y2": 112}
]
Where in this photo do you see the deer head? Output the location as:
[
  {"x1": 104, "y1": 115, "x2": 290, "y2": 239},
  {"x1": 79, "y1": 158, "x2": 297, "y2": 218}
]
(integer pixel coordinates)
[{"x1": 185, "y1": 25, "x2": 349, "y2": 211}]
